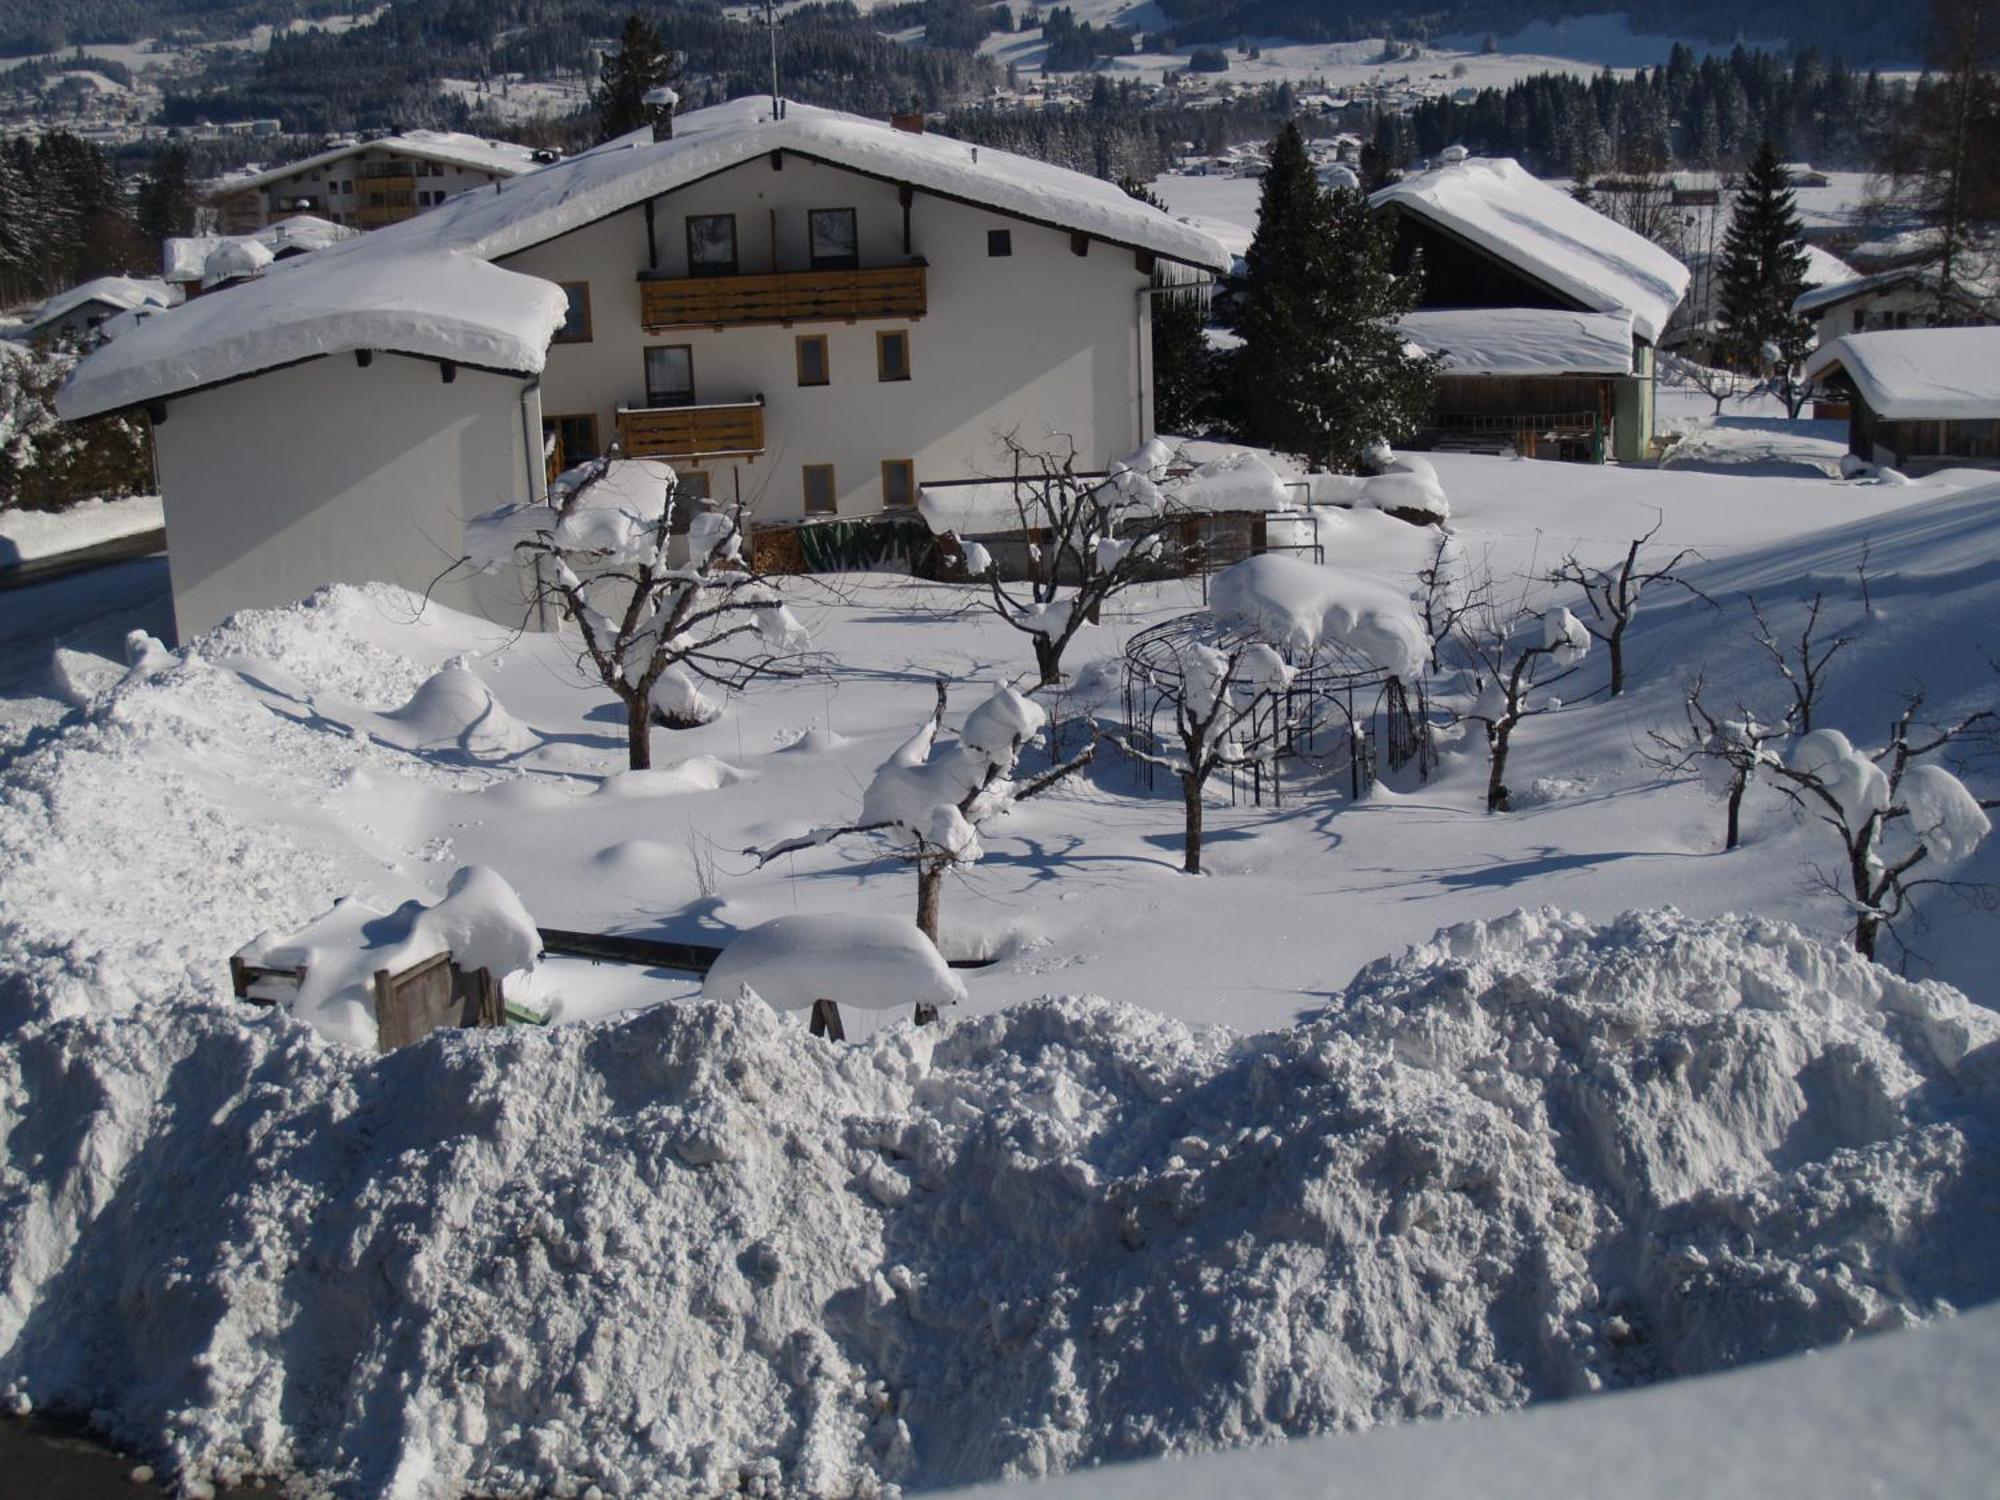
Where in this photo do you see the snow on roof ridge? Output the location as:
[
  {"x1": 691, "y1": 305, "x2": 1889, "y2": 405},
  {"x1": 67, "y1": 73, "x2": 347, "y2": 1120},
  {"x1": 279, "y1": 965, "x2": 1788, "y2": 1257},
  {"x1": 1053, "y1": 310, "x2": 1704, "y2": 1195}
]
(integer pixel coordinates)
[
  {"x1": 1803, "y1": 326, "x2": 2000, "y2": 421},
  {"x1": 1370, "y1": 155, "x2": 1689, "y2": 344}
]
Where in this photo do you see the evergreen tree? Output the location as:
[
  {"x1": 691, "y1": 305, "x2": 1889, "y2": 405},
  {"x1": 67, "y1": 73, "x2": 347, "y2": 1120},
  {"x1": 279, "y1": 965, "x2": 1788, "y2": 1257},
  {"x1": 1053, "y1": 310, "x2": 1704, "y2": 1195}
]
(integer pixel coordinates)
[
  {"x1": 1151, "y1": 288, "x2": 1211, "y2": 434},
  {"x1": 594, "y1": 14, "x2": 678, "y2": 143},
  {"x1": 1234, "y1": 123, "x2": 1439, "y2": 471},
  {"x1": 1717, "y1": 140, "x2": 1814, "y2": 371},
  {"x1": 136, "y1": 144, "x2": 199, "y2": 254}
]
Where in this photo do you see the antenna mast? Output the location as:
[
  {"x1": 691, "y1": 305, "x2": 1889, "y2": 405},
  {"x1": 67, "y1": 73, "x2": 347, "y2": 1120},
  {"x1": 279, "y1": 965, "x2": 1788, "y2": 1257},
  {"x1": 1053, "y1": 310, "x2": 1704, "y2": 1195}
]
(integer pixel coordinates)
[{"x1": 765, "y1": 0, "x2": 782, "y2": 116}]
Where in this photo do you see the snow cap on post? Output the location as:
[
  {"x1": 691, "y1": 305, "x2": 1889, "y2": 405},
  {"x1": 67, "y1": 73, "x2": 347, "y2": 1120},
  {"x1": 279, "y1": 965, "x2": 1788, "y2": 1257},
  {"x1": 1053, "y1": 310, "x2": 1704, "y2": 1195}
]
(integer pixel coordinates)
[{"x1": 702, "y1": 912, "x2": 966, "y2": 1012}]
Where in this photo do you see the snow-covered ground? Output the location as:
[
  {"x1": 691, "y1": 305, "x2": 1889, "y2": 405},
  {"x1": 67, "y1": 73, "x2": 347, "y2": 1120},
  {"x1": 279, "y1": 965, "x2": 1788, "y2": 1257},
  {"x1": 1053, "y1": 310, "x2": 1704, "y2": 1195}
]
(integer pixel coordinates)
[
  {"x1": 3, "y1": 448, "x2": 1999, "y2": 1493},
  {"x1": 0, "y1": 494, "x2": 162, "y2": 567}
]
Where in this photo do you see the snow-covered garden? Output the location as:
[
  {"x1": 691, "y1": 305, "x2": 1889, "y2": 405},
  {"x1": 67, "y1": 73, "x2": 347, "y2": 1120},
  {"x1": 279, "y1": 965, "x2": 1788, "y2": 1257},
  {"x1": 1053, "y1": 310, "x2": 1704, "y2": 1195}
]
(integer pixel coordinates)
[{"x1": 4, "y1": 443, "x2": 2000, "y2": 1494}]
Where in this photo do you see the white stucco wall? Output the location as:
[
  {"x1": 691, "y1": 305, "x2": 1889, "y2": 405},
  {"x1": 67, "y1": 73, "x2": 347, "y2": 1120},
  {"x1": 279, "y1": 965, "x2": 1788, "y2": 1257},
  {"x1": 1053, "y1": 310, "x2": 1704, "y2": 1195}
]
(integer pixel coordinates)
[
  {"x1": 151, "y1": 352, "x2": 542, "y2": 641},
  {"x1": 1812, "y1": 282, "x2": 1960, "y2": 342},
  {"x1": 259, "y1": 147, "x2": 515, "y2": 227},
  {"x1": 500, "y1": 152, "x2": 1155, "y2": 520}
]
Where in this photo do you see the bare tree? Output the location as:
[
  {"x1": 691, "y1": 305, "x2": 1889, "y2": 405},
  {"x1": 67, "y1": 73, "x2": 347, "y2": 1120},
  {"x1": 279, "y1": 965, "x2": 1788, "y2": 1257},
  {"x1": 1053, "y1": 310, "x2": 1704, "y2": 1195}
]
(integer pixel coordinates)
[
  {"x1": 1413, "y1": 529, "x2": 1480, "y2": 673},
  {"x1": 1766, "y1": 696, "x2": 1995, "y2": 959},
  {"x1": 1547, "y1": 520, "x2": 1709, "y2": 697},
  {"x1": 962, "y1": 434, "x2": 1191, "y2": 686},
  {"x1": 1453, "y1": 605, "x2": 1592, "y2": 812},
  {"x1": 1646, "y1": 672, "x2": 1787, "y2": 850},
  {"x1": 745, "y1": 680, "x2": 1095, "y2": 941},
  {"x1": 1747, "y1": 590, "x2": 1854, "y2": 736},
  {"x1": 1659, "y1": 349, "x2": 1751, "y2": 417},
  {"x1": 463, "y1": 458, "x2": 812, "y2": 771},
  {"x1": 1111, "y1": 638, "x2": 1295, "y2": 873}
]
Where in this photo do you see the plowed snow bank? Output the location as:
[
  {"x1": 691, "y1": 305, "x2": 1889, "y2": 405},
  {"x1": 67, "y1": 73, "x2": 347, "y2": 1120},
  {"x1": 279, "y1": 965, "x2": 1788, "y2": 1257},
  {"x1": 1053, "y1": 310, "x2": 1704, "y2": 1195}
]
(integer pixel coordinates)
[{"x1": 1, "y1": 908, "x2": 1993, "y2": 1496}]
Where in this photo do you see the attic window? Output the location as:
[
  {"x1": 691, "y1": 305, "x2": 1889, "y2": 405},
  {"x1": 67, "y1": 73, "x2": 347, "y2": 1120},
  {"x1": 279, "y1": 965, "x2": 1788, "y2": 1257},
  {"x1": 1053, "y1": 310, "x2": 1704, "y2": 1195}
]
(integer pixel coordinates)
[
  {"x1": 553, "y1": 282, "x2": 592, "y2": 343},
  {"x1": 987, "y1": 229, "x2": 1012, "y2": 257}
]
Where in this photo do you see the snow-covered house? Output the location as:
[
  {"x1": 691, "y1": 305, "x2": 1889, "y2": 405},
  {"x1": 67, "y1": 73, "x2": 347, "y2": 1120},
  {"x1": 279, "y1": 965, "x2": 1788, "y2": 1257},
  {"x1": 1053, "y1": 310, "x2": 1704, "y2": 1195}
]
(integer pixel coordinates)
[
  {"x1": 8, "y1": 276, "x2": 176, "y2": 346},
  {"x1": 56, "y1": 99, "x2": 1230, "y2": 642},
  {"x1": 1370, "y1": 155, "x2": 1690, "y2": 463},
  {"x1": 1791, "y1": 266, "x2": 1995, "y2": 347},
  {"x1": 1803, "y1": 327, "x2": 2000, "y2": 475},
  {"x1": 207, "y1": 130, "x2": 551, "y2": 233}
]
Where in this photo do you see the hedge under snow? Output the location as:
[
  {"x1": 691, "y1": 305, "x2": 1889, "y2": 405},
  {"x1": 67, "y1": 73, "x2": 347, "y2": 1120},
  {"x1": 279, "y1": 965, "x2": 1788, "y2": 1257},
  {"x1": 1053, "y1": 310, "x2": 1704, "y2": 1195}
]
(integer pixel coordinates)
[{"x1": 1, "y1": 906, "x2": 1995, "y2": 1496}]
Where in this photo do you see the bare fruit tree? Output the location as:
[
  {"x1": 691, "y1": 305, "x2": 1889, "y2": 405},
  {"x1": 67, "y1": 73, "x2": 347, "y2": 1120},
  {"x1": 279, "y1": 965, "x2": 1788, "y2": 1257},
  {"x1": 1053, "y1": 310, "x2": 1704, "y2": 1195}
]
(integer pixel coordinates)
[
  {"x1": 1547, "y1": 519, "x2": 1709, "y2": 696},
  {"x1": 465, "y1": 457, "x2": 811, "y2": 771},
  {"x1": 745, "y1": 680, "x2": 1095, "y2": 941},
  {"x1": 956, "y1": 435, "x2": 1191, "y2": 686},
  {"x1": 1766, "y1": 696, "x2": 1994, "y2": 960},
  {"x1": 1112, "y1": 638, "x2": 1296, "y2": 874},
  {"x1": 1647, "y1": 671, "x2": 1787, "y2": 851},
  {"x1": 1659, "y1": 350, "x2": 1750, "y2": 417},
  {"x1": 1454, "y1": 605, "x2": 1592, "y2": 813}
]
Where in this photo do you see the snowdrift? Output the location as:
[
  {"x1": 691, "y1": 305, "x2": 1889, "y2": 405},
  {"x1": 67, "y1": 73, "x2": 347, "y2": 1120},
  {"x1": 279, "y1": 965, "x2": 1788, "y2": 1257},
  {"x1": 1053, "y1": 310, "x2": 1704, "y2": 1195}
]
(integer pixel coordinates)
[{"x1": 1, "y1": 908, "x2": 1994, "y2": 1496}]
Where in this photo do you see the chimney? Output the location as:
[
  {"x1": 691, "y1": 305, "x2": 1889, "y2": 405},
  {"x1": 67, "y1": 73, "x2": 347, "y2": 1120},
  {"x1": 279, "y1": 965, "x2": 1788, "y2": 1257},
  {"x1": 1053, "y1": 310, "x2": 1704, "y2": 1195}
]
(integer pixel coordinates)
[
  {"x1": 645, "y1": 85, "x2": 680, "y2": 142},
  {"x1": 890, "y1": 111, "x2": 925, "y2": 134}
]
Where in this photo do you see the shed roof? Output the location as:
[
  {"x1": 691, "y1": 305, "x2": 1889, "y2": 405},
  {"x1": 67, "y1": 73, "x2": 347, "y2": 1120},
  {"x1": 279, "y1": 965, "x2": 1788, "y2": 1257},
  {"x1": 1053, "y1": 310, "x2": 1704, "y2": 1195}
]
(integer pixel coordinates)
[
  {"x1": 1370, "y1": 157, "x2": 1689, "y2": 343},
  {"x1": 1803, "y1": 327, "x2": 2000, "y2": 420},
  {"x1": 16, "y1": 276, "x2": 174, "y2": 335}
]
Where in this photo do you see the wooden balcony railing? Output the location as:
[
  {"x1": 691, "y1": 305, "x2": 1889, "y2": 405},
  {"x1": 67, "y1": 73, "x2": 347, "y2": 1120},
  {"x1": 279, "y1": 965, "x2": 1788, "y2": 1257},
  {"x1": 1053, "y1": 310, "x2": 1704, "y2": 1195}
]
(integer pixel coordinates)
[
  {"x1": 639, "y1": 263, "x2": 926, "y2": 331},
  {"x1": 617, "y1": 399, "x2": 766, "y2": 460}
]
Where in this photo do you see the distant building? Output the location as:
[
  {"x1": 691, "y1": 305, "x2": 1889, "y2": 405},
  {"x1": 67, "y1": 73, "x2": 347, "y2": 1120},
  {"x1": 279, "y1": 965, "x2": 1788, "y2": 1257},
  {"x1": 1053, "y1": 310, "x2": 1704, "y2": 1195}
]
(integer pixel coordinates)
[
  {"x1": 8, "y1": 276, "x2": 176, "y2": 346},
  {"x1": 1371, "y1": 154, "x2": 1690, "y2": 462},
  {"x1": 1792, "y1": 266, "x2": 1996, "y2": 345},
  {"x1": 1805, "y1": 327, "x2": 2000, "y2": 474},
  {"x1": 206, "y1": 131, "x2": 550, "y2": 234}
]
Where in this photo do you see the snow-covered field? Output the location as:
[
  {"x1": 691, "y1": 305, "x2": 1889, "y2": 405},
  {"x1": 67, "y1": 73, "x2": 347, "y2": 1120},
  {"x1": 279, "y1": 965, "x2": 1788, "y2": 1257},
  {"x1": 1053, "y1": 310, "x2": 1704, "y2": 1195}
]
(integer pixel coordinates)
[{"x1": 3, "y1": 448, "x2": 2000, "y2": 1493}]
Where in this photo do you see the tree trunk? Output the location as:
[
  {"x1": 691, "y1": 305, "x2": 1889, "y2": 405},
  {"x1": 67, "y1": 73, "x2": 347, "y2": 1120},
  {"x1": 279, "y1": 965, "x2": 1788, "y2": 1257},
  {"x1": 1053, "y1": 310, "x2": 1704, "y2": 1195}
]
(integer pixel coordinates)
[
  {"x1": 1486, "y1": 724, "x2": 1512, "y2": 812},
  {"x1": 1724, "y1": 775, "x2": 1744, "y2": 851},
  {"x1": 624, "y1": 690, "x2": 652, "y2": 770},
  {"x1": 1033, "y1": 633, "x2": 1063, "y2": 686},
  {"x1": 916, "y1": 862, "x2": 945, "y2": 944},
  {"x1": 1182, "y1": 771, "x2": 1205, "y2": 874},
  {"x1": 1606, "y1": 628, "x2": 1626, "y2": 697},
  {"x1": 1851, "y1": 843, "x2": 1879, "y2": 960}
]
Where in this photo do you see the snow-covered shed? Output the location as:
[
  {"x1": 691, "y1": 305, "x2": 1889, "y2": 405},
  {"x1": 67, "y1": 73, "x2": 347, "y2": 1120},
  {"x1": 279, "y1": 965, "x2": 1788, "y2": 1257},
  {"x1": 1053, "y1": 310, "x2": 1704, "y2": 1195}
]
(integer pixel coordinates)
[
  {"x1": 163, "y1": 215, "x2": 359, "y2": 295},
  {"x1": 8, "y1": 276, "x2": 176, "y2": 346},
  {"x1": 1804, "y1": 327, "x2": 2000, "y2": 475},
  {"x1": 58, "y1": 98, "x2": 1229, "y2": 642},
  {"x1": 1371, "y1": 156, "x2": 1690, "y2": 462}
]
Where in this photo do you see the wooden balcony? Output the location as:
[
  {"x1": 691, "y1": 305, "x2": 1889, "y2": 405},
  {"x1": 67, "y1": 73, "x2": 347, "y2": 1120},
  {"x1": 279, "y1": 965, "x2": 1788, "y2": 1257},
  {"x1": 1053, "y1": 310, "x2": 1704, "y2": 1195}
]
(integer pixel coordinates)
[
  {"x1": 639, "y1": 263, "x2": 926, "y2": 331},
  {"x1": 617, "y1": 399, "x2": 766, "y2": 460}
]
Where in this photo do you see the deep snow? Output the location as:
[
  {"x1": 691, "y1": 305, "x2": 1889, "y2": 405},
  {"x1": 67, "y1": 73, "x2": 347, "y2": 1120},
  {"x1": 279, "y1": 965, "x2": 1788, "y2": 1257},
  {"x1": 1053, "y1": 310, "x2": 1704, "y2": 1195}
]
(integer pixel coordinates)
[{"x1": 5, "y1": 447, "x2": 2000, "y2": 1492}]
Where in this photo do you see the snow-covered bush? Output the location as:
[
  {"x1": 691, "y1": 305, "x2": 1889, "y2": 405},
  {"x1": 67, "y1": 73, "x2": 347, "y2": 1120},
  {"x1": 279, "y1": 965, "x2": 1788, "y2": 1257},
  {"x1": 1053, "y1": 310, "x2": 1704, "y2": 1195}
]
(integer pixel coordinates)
[
  {"x1": 0, "y1": 340, "x2": 152, "y2": 513},
  {"x1": 464, "y1": 457, "x2": 808, "y2": 769}
]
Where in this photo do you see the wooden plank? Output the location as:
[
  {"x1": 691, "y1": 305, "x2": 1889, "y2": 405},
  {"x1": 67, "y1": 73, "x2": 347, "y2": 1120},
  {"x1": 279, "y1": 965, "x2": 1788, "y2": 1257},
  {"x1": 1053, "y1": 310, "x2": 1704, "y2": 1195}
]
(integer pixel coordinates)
[
  {"x1": 535, "y1": 926, "x2": 994, "y2": 972},
  {"x1": 640, "y1": 264, "x2": 925, "y2": 331},
  {"x1": 374, "y1": 950, "x2": 460, "y2": 1052}
]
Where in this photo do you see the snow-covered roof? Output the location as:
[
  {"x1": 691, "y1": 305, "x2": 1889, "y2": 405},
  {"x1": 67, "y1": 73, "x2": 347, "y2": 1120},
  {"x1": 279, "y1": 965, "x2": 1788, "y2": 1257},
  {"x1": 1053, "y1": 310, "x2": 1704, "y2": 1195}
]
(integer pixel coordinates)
[
  {"x1": 164, "y1": 216, "x2": 359, "y2": 284},
  {"x1": 1790, "y1": 264, "x2": 1995, "y2": 318},
  {"x1": 61, "y1": 98, "x2": 1229, "y2": 420},
  {"x1": 56, "y1": 248, "x2": 568, "y2": 420},
  {"x1": 1370, "y1": 157, "x2": 1690, "y2": 344},
  {"x1": 1803, "y1": 328, "x2": 2000, "y2": 421},
  {"x1": 1396, "y1": 307, "x2": 1634, "y2": 376},
  {"x1": 1801, "y1": 243, "x2": 1857, "y2": 292},
  {"x1": 209, "y1": 129, "x2": 546, "y2": 197},
  {"x1": 17, "y1": 276, "x2": 174, "y2": 335}
]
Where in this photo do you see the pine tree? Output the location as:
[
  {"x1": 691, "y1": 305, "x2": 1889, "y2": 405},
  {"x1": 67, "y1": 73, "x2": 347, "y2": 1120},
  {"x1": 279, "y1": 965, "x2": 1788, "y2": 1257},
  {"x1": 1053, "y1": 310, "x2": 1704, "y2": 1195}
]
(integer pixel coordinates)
[
  {"x1": 137, "y1": 144, "x2": 199, "y2": 255},
  {"x1": 1151, "y1": 288, "x2": 1211, "y2": 435},
  {"x1": 1717, "y1": 140, "x2": 1814, "y2": 372},
  {"x1": 594, "y1": 15, "x2": 679, "y2": 143},
  {"x1": 1235, "y1": 124, "x2": 1438, "y2": 471}
]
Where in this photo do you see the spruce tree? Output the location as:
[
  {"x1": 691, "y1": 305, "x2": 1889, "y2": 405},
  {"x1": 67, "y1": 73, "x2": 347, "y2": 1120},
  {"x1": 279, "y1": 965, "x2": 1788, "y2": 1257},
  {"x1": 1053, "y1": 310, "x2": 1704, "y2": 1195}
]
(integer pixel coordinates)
[
  {"x1": 1717, "y1": 140, "x2": 1813, "y2": 372},
  {"x1": 1235, "y1": 123, "x2": 1438, "y2": 471},
  {"x1": 594, "y1": 15, "x2": 678, "y2": 143},
  {"x1": 137, "y1": 145, "x2": 199, "y2": 254},
  {"x1": 1151, "y1": 289, "x2": 1211, "y2": 435}
]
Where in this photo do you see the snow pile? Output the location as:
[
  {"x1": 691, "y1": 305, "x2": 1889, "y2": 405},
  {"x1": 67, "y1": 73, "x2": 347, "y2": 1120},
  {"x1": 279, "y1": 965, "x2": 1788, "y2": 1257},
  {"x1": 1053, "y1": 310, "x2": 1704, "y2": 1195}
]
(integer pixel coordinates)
[
  {"x1": 1, "y1": 908, "x2": 1994, "y2": 1495},
  {"x1": 235, "y1": 866, "x2": 540, "y2": 1048},
  {"x1": 1208, "y1": 553, "x2": 1430, "y2": 678},
  {"x1": 1893, "y1": 763, "x2": 1990, "y2": 867},
  {"x1": 372, "y1": 661, "x2": 534, "y2": 761},
  {"x1": 1305, "y1": 448, "x2": 1450, "y2": 521},
  {"x1": 1788, "y1": 728, "x2": 1889, "y2": 830},
  {"x1": 1541, "y1": 606, "x2": 1590, "y2": 664},
  {"x1": 703, "y1": 913, "x2": 965, "y2": 1013},
  {"x1": 1173, "y1": 450, "x2": 1291, "y2": 513},
  {"x1": 200, "y1": 236, "x2": 275, "y2": 290}
]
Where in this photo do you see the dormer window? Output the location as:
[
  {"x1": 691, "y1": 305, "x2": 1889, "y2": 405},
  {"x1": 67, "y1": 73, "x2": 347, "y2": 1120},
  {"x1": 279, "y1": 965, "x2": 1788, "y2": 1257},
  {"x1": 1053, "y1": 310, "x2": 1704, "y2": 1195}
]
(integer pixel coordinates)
[{"x1": 808, "y1": 208, "x2": 859, "y2": 270}]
